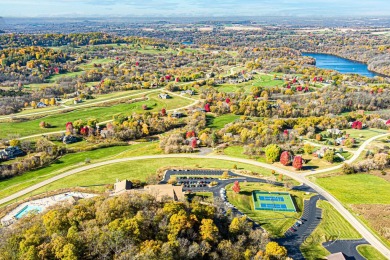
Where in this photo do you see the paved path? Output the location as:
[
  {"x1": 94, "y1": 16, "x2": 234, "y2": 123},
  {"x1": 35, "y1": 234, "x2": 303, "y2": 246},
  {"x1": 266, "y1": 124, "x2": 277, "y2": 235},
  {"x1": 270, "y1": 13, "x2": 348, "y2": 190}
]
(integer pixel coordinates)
[{"x1": 1, "y1": 133, "x2": 390, "y2": 258}]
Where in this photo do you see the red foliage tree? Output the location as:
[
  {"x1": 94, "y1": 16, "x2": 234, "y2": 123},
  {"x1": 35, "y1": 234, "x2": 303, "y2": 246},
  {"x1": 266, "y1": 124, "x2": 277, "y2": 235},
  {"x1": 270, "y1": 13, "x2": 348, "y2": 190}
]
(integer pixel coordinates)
[
  {"x1": 80, "y1": 126, "x2": 89, "y2": 136},
  {"x1": 232, "y1": 181, "x2": 240, "y2": 193},
  {"x1": 280, "y1": 151, "x2": 292, "y2": 166},
  {"x1": 386, "y1": 119, "x2": 390, "y2": 125},
  {"x1": 204, "y1": 103, "x2": 211, "y2": 112},
  {"x1": 191, "y1": 138, "x2": 198, "y2": 148},
  {"x1": 66, "y1": 122, "x2": 73, "y2": 132},
  {"x1": 175, "y1": 77, "x2": 180, "y2": 82},
  {"x1": 161, "y1": 108, "x2": 167, "y2": 116},
  {"x1": 293, "y1": 156, "x2": 303, "y2": 170},
  {"x1": 225, "y1": 98, "x2": 231, "y2": 104},
  {"x1": 186, "y1": 131, "x2": 196, "y2": 138},
  {"x1": 351, "y1": 121, "x2": 362, "y2": 130}
]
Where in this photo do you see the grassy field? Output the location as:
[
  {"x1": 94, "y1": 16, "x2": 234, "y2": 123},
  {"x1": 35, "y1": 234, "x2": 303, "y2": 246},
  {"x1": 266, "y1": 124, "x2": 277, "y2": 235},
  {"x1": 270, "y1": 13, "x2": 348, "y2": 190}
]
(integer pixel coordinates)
[
  {"x1": 344, "y1": 128, "x2": 388, "y2": 141},
  {"x1": 47, "y1": 71, "x2": 85, "y2": 83},
  {"x1": 206, "y1": 114, "x2": 240, "y2": 129},
  {"x1": 215, "y1": 74, "x2": 285, "y2": 93},
  {"x1": 357, "y1": 245, "x2": 387, "y2": 260},
  {"x1": 300, "y1": 200, "x2": 362, "y2": 259},
  {"x1": 221, "y1": 146, "x2": 267, "y2": 163},
  {"x1": 226, "y1": 182, "x2": 312, "y2": 237},
  {"x1": 78, "y1": 58, "x2": 115, "y2": 70},
  {"x1": 3, "y1": 158, "x2": 274, "y2": 207},
  {"x1": 315, "y1": 174, "x2": 390, "y2": 205},
  {"x1": 0, "y1": 93, "x2": 192, "y2": 138}
]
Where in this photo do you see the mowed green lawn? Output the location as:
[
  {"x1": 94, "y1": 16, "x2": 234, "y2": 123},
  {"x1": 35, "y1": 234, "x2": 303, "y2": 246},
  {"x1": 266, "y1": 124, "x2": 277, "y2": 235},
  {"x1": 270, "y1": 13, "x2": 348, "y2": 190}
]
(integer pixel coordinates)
[
  {"x1": 6, "y1": 158, "x2": 274, "y2": 206},
  {"x1": 226, "y1": 182, "x2": 312, "y2": 238},
  {"x1": 47, "y1": 71, "x2": 86, "y2": 83},
  {"x1": 357, "y1": 245, "x2": 388, "y2": 260},
  {"x1": 206, "y1": 114, "x2": 240, "y2": 129},
  {"x1": 0, "y1": 94, "x2": 192, "y2": 138},
  {"x1": 315, "y1": 174, "x2": 390, "y2": 205},
  {"x1": 300, "y1": 200, "x2": 362, "y2": 259},
  {"x1": 215, "y1": 74, "x2": 285, "y2": 93},
  {"x1": 78, "y1": 58, "x2": 115, "y2": 70}
]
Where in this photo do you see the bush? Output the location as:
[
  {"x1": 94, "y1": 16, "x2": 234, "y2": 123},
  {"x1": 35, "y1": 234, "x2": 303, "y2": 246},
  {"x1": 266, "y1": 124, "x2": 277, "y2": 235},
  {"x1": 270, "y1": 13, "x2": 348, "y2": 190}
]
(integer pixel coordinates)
[
  {"x1": 342, "y1": 163, "x2": 354, "y2": 174},
  {"x1": 315, "y1": 134, "x2": 322, "y2": 141}
]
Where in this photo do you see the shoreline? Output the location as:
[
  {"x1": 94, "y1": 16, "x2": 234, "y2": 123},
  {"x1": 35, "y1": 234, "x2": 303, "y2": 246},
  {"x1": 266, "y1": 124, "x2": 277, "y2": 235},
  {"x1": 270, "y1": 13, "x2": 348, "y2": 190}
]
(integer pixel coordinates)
[{"x1": 301, "y1": 51, "x2": 389, "y2": 78}]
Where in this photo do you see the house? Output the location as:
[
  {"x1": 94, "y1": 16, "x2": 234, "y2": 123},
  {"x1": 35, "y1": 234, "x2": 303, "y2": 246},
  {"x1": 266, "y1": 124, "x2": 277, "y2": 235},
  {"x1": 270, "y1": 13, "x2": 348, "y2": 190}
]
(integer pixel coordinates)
[
  {"x1": 36, "y1": 102, "x2": 47, "y2": 108},
  {"x1": 0, "y1": 146, "x2": 25, "y2": 160},
  {"x1": 171, "y1": 111, "x2": 183, "y2": 118},
  {"x1": 144, "y1": 184, "x2": 184, "y2": 201},
  {"x1": 100, "y1": 129, "x2": 115, "y2": 139},
  {"x1": 327, "y1": 129, "x2": 342, "y2": 135},
  {"x1": 114, "y1": 180, "x2": 133, "y2": 195},
  {"x1": 314, "y1": 147, "x2": 328, "y2": 158},
  {"x1": 335, "y1": 137, "x2": 346, "y2": 145},
  {"x1": 62, "y1": 135, "x2": 78, "y2": 144},
  {"x1": 158, "y1": 93, "x2": 171, "y2": 99}
]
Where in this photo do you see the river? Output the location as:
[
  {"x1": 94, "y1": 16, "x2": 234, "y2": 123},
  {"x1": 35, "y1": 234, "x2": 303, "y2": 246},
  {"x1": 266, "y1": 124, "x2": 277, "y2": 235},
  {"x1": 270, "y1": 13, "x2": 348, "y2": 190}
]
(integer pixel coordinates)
[{"x1": 302, "y1": 52, "x2": 378, "y2": 78}]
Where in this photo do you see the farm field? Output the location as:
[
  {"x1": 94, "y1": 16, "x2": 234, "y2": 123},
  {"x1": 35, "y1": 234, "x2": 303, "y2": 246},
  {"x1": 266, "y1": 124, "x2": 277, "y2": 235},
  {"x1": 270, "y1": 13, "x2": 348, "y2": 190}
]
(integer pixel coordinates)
[{"x1": 226, "y1": 182, "x2": 312, "y2": 237}]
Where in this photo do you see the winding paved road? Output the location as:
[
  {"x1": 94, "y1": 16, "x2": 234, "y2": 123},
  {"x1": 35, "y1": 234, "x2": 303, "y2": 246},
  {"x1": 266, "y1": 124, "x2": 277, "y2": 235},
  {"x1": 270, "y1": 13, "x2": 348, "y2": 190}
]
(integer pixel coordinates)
[{"x1": 1, "y1": 134, "x2": 389, "y2": 258}]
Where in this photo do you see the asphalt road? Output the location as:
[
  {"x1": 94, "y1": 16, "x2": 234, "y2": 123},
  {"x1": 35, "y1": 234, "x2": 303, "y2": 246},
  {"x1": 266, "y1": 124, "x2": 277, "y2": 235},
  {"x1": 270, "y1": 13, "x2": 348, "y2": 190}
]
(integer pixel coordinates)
[
  {"x1": 276, "y1": 195, "x2": 323, "y2": 260},
  {"x1": 1, "y1": 133, "x2": 390, "y2": 258}
]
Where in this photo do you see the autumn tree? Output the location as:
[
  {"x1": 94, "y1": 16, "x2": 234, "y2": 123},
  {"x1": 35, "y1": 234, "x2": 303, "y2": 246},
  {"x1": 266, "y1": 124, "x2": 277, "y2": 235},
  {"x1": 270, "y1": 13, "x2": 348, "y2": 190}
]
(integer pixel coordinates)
[
  {"x1": 324, "y1": 149, "x2": 335, "y2": 163},
  {"x1": 293, "y1": 156, "x2": 303, "y2": 170},
  {"x1": 280, "y1": 151, "x2": 292, "y2": 166},
  {"x1": 265, "y1": 242, "x2": 287, "y2": 259},
  {"x1": 9, "y1": 139, "x2": 21, "y2": 147},
  {"x1": 232, "y1": 181, "x2": 240, "y2": 193},
  {"x1": 265, "y1": 144, "x2": 281, "y2": 163},
  {"x1": 200, "y1": 219, "x2": 219, "y2": 243}
]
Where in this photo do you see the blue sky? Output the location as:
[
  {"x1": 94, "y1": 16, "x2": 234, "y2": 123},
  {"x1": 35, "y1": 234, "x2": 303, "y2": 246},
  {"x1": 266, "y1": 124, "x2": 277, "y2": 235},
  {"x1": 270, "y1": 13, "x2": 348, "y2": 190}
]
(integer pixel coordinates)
[{"x1": 1, "y1": 0, "x2": 390, "y2": 17}]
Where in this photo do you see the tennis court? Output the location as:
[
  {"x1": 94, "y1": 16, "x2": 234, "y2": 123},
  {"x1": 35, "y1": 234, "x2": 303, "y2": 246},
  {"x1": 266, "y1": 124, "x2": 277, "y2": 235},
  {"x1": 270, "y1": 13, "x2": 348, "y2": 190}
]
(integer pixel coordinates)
[{"x1": 252, "y1": 191, "x2": 296, "y2": 212}]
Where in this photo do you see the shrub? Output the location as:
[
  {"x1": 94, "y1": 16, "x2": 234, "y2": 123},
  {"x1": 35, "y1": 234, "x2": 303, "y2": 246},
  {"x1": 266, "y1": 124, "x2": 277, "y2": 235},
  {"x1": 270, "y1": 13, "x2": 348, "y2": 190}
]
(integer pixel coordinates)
[
  {"x1": 315, "y1": 134, "x2": 322, "y2": 141},
  {"x1": 342, "y1": 163, "x2": 354, "y2": 174}
]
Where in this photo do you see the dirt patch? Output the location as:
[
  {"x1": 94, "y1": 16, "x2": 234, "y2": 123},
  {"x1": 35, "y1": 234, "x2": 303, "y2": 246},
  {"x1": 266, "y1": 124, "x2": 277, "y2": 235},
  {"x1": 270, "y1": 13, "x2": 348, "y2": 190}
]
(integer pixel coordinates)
[{"x1": 351, "y1": 204, "x2": 390, "y2": 242}]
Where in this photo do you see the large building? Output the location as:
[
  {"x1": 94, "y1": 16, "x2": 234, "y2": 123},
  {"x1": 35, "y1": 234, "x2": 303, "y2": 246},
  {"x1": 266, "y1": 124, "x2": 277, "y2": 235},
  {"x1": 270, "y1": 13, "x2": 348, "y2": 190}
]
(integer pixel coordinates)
[{"x1": 144, "y1": 184, "x2": 184, "y2": 201}]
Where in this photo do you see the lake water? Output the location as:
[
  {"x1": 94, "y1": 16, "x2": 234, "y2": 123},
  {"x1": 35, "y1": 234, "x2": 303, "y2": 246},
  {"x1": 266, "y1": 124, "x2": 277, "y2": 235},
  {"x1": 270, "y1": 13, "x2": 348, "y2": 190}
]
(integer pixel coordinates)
[{"x1": 302, "y1": 52, "x2": 378, "y2": 78}]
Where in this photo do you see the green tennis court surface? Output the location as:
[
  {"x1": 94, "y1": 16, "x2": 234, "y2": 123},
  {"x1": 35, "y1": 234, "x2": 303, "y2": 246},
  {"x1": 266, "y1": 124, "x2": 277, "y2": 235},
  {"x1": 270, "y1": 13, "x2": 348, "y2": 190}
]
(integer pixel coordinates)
[{"x1": 252, "y1": 191, "x2": 296, "y2": 212}]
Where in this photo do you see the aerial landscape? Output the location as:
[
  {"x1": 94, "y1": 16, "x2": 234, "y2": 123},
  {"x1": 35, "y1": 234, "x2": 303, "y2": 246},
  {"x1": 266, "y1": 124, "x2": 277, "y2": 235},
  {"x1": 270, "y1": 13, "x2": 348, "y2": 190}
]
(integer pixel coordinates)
[{"x1": 0, "y1": 1, "x2": 390, "y2": 260}]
